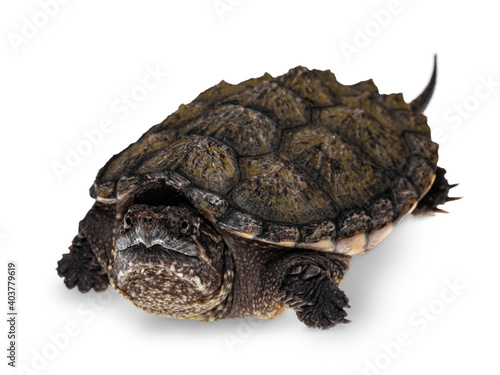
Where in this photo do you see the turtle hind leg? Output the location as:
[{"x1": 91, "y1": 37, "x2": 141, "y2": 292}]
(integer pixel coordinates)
[
  {"x1": 282, "y1": 263, "x2": 350, "y2": 329},
  {"x1": 412, "y1": 167, "x2": 461, "y2": 216},
  {"x1": 57, "y1": 233, "x2": 109, "y2": 293}
]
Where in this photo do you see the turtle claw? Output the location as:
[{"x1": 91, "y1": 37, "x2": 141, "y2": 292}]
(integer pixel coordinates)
[
  {"x1": 294, "y1": 284, "x2": 349, "y2": 329},
  {"x1": 57, "y1": 235, "x2": 109, "y2": 293},
  {"x1": 282, "y1": 264, "x2": 350, "y2": 329},
  {"x1": 412, "y1": 167, "x2": 460, "y2": 216}
]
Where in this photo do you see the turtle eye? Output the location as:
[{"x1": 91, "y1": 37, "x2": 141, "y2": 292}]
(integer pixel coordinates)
[
  {"x1": 179, "y1": 219, "x2": 190, "y2": 234},
  {"x1": 124, "y1": 215, "x2": 133, "y2": 230}
]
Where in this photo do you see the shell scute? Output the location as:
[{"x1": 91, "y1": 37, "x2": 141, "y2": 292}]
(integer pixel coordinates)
[{"x1": 231, "y1": 155, "x2": 337, "y2": 224}]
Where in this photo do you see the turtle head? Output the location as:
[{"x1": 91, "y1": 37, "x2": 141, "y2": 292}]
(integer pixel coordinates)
[{"x1": 112, "y1": 204, "x2": 232, "y2": 319}]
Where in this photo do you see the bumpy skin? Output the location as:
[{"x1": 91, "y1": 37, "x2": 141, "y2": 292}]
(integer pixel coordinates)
[
  {"x1": 58, "y1": 64, "x2": 455, "y2": 329},
  {"x1": 58, "y1": 202, "x2": 116, "y2": 292},
  {"x1": 57, "y1": 234, "x2": 108, "y2": 292}
]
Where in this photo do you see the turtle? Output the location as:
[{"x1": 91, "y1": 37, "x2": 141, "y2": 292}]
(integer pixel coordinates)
[{"x1": 57, "y1": 57, "x2": 459, "y2": 329}]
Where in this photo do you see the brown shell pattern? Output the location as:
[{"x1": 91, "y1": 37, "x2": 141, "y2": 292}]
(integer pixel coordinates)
[{"x1": 91, "y1": 66, "x2": 438, "y2": 252}]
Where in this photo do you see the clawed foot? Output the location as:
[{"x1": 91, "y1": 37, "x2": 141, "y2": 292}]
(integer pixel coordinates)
[
  {"x1": 412, "y1": 167, "x2": 461, "y2": 215},
  {"x1": 57, "y1": 235, "x2": 109, "y2": 293},
  {"x1": 282, "y1": 264, "x2": 350, "y2": 329}
]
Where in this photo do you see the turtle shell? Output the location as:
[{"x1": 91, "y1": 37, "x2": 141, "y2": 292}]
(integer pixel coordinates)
[{"x1": 90, "y1": 66, "x2": 438, "y2": 255}]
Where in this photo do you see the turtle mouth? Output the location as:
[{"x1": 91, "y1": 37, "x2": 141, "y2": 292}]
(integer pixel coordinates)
[
  {"x1": 116, "y1": 233, "x2": 199, "y2": 256},
  {"x1": 115, "y1": 242, "x2": 200, "y2": 269},
  {"x1": 118, "y1": 243, "x2": 169, "y2": 263},
  {"x1": 113, "y1": 243, "x2": 199, "y2": 286}
]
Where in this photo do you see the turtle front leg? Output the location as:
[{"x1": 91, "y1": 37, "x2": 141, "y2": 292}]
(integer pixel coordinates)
[
  {"x1": 57, "y1": 233, "x2": 109, "y2": 292},
  {"x1": 57, "y1": 202, "x2": 116, "y2": 292},
  {"x1": 279, "y1": 253, "x2": 351, "y2": 329}
]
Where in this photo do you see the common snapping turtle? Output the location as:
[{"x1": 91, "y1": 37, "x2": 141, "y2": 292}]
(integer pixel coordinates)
[{"x1": 57, "y1": 57, "x2": 458, "y2": 329}]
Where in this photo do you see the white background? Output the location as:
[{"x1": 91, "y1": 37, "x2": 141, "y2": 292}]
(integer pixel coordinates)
[{"x1": 1, "y1": 1, "x2": 499, "y2": 374}]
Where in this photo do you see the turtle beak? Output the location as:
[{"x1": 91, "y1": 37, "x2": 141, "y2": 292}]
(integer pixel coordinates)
[
  {"x1": 116, "y1": 217, "x2": 200, "y2": 257},
  {"x1": 116, "y1": 220, "x2": 166, "y2": 250}
]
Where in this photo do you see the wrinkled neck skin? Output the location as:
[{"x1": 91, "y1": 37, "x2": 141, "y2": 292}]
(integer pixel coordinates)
[
  {"x1": 217, "y1": 230, "x2": 351, "y2": 321},
  {"x1": 215, "y1": 231, "x2": 282, "y2": 320}
]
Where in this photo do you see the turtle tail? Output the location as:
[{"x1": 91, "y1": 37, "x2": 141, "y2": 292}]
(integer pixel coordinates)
[{"x1": 410, "y1": 55, "x2": 437, "y2": 113}]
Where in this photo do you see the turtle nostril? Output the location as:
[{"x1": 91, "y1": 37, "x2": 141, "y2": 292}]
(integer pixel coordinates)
[{"x1": 142, "y1": 215, "x2": 155, "y2": 227}]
